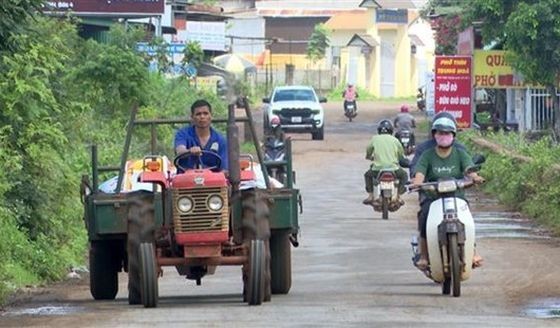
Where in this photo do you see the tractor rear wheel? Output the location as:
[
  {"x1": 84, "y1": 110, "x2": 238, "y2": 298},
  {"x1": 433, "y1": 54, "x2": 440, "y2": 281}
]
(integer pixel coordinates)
[
  {"x1": 89, "y1": 240, "x2": 119, "y2": 300},
  {"x1": 139, "y1": 242, "x2": 158, "y2": 308},
  {"x1": 241, "y1": 189, "x2": 271, "y2": 305},
  {"x1": 127, "y1": 191, "x2": 156, "y2": 305},
  {"x1": 270, "y1": 230, "x2": 292, "y2": 294}
]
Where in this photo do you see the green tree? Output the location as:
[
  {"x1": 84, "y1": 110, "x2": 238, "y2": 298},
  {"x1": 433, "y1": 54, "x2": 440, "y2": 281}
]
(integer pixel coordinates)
[
  {"x1": 306, "y1": 24, "x2": 330, "y2": 64},
  {"x1": 463, "y1": 0, "x2": 560, "y2": 134},
  {"x1": 181, "y1": 41, "x2": 205, "y2": 69},
  {"x1": 0, "y1": 0, "x2": 44, "y2": 53}
]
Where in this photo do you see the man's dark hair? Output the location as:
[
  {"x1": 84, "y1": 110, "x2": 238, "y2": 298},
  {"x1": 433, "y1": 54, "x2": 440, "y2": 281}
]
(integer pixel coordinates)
[{"x1": 191, "y1": 99, "x2": 212, "y2": 115}]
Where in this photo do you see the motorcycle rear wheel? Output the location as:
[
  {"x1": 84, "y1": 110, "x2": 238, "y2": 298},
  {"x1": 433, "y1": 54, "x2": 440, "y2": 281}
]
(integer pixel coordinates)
[{"x1": 381, "y1": 197, "x2": 389, "y2": 220}]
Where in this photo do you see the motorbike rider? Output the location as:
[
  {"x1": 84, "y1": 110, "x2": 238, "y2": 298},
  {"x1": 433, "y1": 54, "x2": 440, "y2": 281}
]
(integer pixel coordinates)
[
  {"x1": 342, "y1": 83, "x2": 358, "y2": 114},
  {"x1": 416, "y1": 87, "x2": 425, "y2": 111},
  {"x1": 363, "y1": 119, "x2": 408, "y2": 205},
  {"x1": 410, "y1": 112, "x2": 466, "y2": 177},
  {"x1": 410, "y1": 116, "x2": 485, "y2": 271},
  {"x1": 266, "y1": 115, "x2": 285, "y2": 143},
  {"x1": 394, "y1": 104, "x2": 416, "y2": 146}
]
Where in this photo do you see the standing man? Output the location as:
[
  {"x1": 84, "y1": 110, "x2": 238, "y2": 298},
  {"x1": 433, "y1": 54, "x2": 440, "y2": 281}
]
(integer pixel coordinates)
[{"x1": 174, "y1": 99, "x2": 228, "y2": 173}]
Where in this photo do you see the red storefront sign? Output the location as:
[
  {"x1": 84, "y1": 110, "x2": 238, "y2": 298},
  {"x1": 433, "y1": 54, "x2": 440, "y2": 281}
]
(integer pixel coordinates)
[
  {"x1": 434, "y1": 56, "x2": 472, "y2": 128},
  {"x1": 45, "y1": 0, "x2": 164, "y2": 15}
]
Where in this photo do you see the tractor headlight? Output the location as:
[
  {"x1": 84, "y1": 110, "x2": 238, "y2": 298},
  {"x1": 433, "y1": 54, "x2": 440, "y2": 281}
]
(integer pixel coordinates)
[
  {"x1": 177, "y1": 196, "x2": 194, "y2": 213},
  {"x1": 207, "y1": 194, "x2": 224, "y2": 212}
]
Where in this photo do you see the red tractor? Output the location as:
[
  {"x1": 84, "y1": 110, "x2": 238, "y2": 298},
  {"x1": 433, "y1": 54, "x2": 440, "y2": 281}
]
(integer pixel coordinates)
[{"x1": 83, "y1": 77, "x2": 299, "y2": 307}]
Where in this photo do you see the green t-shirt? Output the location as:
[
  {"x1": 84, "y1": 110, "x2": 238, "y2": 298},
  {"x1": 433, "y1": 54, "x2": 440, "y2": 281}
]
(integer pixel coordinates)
[
  {"x1": 415, "y1": 147, "x2": 474, "y2": 199},
  {"x1": 365, "y1": 134, "x2": 404, "y2": 170}
]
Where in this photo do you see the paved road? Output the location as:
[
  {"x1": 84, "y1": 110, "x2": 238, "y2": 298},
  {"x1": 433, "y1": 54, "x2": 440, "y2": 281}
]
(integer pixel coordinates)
[{"x1": 1, "y1": 101, "x2": 560, "y2": 327}]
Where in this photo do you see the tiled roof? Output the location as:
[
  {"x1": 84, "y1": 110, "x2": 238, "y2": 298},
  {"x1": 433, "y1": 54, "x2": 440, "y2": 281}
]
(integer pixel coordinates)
[
  {"x1": 346, "y1": 34, "x2": 379, "y2": 47},
  {"x1": 325, "y1": 11, "x2": 369, "y2": 30}
]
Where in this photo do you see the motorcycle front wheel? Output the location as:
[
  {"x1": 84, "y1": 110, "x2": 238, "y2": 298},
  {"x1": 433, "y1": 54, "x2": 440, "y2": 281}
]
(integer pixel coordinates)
[{"x1": 449, "y1": 234, "x2": 461, "y2": 297}]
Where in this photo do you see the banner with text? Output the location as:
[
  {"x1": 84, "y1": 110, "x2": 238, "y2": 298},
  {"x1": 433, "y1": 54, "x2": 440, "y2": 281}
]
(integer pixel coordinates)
[
  {"x1": 45, "y1": 1, "x2": 164, "y2": 15},
  {"x1": 473, "y1": 50, "x2": 531, "y2": 88},
  {"x1": 434, "y1": 56, "x2": 472, "y2": 128}
]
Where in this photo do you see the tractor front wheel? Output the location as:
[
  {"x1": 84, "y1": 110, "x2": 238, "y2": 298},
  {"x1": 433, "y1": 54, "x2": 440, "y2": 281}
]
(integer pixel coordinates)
[
  {"x1": 246, "y1": 240, "x2": 266, "y2": 305},
  {"x1": 241, "y1": 189, "x2": 271, "y2": 304},
  {"x1": 139, "y1": 242, "x2": 159, "y2": 308},
  {"x1": 127, "y1": 191, "x2": 156, "y2": 305}
]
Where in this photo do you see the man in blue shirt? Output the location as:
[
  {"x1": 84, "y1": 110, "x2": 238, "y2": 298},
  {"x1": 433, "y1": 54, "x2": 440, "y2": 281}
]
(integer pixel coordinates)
[{"x1": 174, "y1": 99, "x2": 228, "y2": 173}]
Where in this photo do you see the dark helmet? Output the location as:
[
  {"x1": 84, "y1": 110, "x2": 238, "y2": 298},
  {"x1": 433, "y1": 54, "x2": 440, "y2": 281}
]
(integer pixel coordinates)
[
  {"x1": 378, "y1": 119, "x2": 394, "y2": 135},
  {"x1": 431, "y1": 116, "x2": 457, "y2": 136}
]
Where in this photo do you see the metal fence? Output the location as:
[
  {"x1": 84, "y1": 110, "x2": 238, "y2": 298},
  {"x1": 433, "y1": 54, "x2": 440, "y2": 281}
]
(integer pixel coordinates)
[
  {"x1": 251, "y1": 65, "x2": 335, "y2": 95},
  {"x1": 528, "y1": 88, "x2": 558, "y2": 131}
]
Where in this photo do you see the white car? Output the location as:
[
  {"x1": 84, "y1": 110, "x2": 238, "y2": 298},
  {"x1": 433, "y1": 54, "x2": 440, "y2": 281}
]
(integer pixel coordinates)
[{"x1": 262, "y1": 85, "x2": 326, "y2": 140}]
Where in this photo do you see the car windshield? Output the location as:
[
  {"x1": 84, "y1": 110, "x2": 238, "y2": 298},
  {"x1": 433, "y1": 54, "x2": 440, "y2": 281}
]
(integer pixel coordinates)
[{"x1": 273, "y1": 89, "x2": 316, "y2": 102}]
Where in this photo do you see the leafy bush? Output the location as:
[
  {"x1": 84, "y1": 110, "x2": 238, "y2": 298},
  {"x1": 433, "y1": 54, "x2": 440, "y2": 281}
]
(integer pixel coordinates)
[
  {"x1": 0, "y1": 15, "x2": 230, "y2": 305},
  {"x1": 461, "y1": 130, "x2": 560, "y2": 234}
]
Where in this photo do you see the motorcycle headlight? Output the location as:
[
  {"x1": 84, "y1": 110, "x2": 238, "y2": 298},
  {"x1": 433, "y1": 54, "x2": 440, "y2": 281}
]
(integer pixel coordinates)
[
  {"x1": 437, "y1": 180, "x2": 457, "y2": 193},
  {"x1": 207, "y1": 194, "x2": 224, "y2": 212},
  {"x1": 177, "y1": 196, "x2": 194, "y2": 213}
]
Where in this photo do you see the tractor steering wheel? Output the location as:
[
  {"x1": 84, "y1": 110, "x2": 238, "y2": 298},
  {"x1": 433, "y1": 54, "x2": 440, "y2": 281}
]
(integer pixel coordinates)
[{"x1": 173, "y1": 150, "x2": 223, "y2": 172}]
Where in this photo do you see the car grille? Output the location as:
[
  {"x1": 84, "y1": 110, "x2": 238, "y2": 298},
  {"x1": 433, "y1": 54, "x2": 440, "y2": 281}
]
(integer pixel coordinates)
[
  {"x1": 278, "y1": 108, "x2": 313, "y2": 118},
  {"x1": 172, "y1": 187, "x2": 229, "y2": 233}
]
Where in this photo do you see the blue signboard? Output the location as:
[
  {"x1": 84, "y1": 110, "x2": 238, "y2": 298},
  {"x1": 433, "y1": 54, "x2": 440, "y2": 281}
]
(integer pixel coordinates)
[
  {"x1": 136, "y1": 42, "x2": 186, "y2": 55},
  {"x1": 376, "y1": 9, "x2": 408, "y2": 24}
]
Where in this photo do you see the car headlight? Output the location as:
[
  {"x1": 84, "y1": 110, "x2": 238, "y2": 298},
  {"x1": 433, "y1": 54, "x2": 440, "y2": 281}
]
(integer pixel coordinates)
[
  {"x1": 207, "y1": 194, "x2": 224, "y2": 211},
  {"x1": 177, "y1": 196, "x2": 194, "y2": 213}
]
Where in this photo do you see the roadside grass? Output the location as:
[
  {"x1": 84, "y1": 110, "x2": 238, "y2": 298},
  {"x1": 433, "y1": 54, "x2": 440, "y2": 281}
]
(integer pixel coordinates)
[{"x1": 460, "y1": 130, "x2": 560, "y2": 235}]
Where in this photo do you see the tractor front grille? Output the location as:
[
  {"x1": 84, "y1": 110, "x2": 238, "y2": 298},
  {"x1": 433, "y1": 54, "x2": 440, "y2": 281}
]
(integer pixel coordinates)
[{"x1": 172, "y1": 187, "x2": 229, "y2": 233}]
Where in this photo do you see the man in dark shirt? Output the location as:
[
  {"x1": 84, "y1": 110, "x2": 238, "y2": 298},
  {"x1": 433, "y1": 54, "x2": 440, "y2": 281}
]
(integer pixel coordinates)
[{"x1": 409, "y1": 111, "x2": 466, "y2": 178}]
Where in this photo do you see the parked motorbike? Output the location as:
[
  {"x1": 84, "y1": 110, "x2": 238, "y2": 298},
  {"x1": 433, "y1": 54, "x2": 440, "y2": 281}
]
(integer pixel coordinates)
[
  {"x1": 416, "y1": 88, "x2": 425, "y2": 111},
  {"x1": 396, "y1": 129, "x2": 415, "y2": 156},
  {"x1": 344, "y1": 101, "x2": 358, "y2": 122},
  {"x1": 263, "y1": 121, "x2": 287, "y2": 184},
  {"x1": 408, "y1": 156, "x2": 485, "y2": 297}
]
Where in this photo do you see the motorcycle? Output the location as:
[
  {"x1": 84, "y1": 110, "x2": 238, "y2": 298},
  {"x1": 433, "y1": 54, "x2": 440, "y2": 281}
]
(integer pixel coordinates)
[
  {"x1": 370, "y1": 159, "x2": 409, "y2": 220},
  {"x1": 344, "y1": 101, "x2": 357, "y2": 122},
  {"x1": 396, "y1": 129, "x2": 415, "y2": 156},
  {"x1": 416, "y1": 88, "x2": 425, "y2": 111},
  {"x1": 262, "y1": 125, "x2": 287, "y2": 185},
  {"x1": 409, "y1": 156, "x2": 485, "y2": 297}
]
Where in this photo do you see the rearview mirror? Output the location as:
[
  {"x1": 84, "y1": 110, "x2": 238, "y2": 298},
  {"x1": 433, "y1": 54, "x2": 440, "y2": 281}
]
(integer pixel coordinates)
[
  {"x1": 399, "y1": 157, "x2": 410, "y2": 168},
  {"x1": 262, "y1": 97, "x2": 270, "y2": 104},
  {"x1": 472, "y1": 154, "x2": 486, "y2": 165},
  {"x1": 318, "y1": 96, "x2": 327, "y2": 103}
]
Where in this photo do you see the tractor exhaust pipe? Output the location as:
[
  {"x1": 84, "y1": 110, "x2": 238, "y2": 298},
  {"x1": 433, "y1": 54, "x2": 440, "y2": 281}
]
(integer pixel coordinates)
[{"x1": 228, "y1": 103, "x2": 240, "y2": 194}]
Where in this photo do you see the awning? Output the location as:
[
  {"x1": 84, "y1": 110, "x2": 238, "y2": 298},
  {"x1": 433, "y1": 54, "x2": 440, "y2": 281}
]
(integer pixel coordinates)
[
  {"x1": 408, "y1": 34, "x2": 425, "y2": 47},
  {"x1": 346, "y1": 34, "x2": 379, "y2": 48}
]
